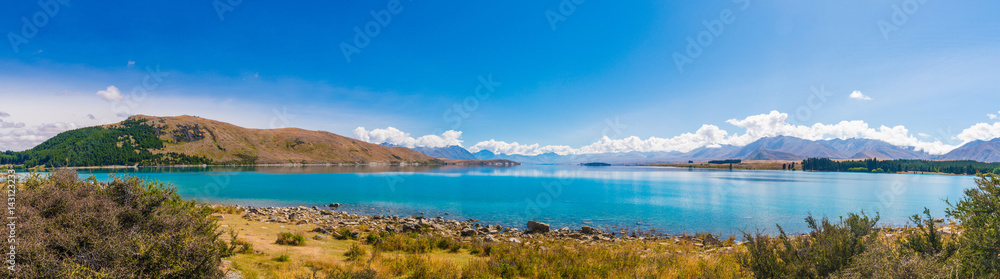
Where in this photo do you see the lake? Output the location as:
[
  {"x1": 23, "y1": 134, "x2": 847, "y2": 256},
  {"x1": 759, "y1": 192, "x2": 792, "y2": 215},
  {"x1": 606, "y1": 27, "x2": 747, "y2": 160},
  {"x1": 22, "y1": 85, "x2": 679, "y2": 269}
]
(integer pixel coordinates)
[{"x1": 78, "y1": 165, "x2": 974, "y2": 236}]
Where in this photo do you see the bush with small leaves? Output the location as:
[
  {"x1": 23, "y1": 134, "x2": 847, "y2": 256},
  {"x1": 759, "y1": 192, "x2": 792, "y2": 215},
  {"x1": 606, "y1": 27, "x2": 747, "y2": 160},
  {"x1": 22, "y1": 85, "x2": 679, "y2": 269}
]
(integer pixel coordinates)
[
  {"x1": 276, "y1": 232, "x2": 307, "y2": 246},
  {"x1": 946, "y1": 174, "x2": 1000, "y2": 277},
  {"x1": 345, "y1": 243, "x2": 368, "y2": 261},
  {"x1": 1, "y1": 174, "x2": 229, "y2": 278}
]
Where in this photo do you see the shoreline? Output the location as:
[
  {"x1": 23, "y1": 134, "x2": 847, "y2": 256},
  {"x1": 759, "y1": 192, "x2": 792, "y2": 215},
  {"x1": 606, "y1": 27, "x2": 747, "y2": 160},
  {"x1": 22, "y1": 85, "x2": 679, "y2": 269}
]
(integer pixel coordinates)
[
  {"x1": 213, "y1": 203, "x2": 957, "y2": 242},
  {"x1": 221, "y1": 203, "x2": 728, "y2": 244}
]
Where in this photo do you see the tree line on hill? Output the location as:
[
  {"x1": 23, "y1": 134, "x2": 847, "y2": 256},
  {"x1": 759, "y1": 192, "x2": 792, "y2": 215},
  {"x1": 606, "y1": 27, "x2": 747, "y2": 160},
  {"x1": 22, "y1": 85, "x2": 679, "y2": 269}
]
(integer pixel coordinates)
[
  {"x1": 801, "y1": 158, "x2": 1000, "y2": 175},
  {"x1": 0, "y1": 119, "x2": 211, "y2": 167}
]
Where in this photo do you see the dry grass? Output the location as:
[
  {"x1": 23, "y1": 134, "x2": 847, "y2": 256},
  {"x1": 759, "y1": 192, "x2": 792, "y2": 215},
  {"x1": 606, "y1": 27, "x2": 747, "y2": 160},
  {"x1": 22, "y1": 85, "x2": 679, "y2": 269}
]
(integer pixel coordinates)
[{"x1": 216, "y1": 213, "x2": 748, "y2": 278}]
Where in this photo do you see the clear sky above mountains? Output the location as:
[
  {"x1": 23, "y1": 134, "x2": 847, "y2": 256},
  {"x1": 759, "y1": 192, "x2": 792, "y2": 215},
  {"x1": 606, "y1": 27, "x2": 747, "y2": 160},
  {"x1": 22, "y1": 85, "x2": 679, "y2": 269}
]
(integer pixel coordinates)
[{"x1": 1, "y1": 1, "x2": 999, "y2": 154}]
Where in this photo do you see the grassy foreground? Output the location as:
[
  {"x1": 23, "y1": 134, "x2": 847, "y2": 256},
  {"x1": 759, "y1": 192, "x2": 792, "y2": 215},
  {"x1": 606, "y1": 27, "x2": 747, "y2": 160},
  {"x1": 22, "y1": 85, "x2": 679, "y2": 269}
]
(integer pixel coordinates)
[
  {"x1": 215, "y1": 209, "x2": 746, "y2": 278},
  {"x1": 4, "y1": 167, "x2": 999, "y2": 278}
]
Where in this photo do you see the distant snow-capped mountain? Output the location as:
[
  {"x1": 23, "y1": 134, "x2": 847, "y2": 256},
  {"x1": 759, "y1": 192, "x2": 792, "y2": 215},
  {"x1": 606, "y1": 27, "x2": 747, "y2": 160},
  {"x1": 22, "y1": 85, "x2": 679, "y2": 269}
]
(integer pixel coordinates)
[{"x1": 412, "y1": 136, "x2": 1000, "y2": 164}]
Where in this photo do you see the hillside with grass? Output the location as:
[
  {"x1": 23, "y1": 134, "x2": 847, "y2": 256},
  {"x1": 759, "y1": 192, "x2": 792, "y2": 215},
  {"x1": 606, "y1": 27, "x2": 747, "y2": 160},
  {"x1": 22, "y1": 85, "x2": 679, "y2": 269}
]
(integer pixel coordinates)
[{"x1": 0, "y1": 115, "x2": 438, "y2": 167}]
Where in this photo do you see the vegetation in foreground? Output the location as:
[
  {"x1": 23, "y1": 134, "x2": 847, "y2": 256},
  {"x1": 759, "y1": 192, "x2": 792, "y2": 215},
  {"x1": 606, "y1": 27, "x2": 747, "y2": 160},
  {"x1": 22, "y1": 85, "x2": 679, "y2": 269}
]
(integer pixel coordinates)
[
  {"x1": 742, "y1": 174, "x2": 1000, "y2": 278},
  {"x1": 1, "y1": 168, "x2": 231, "y2": 278},
  {"x1": 4, "y1": 167, "x2": 999, "y2": 278}
]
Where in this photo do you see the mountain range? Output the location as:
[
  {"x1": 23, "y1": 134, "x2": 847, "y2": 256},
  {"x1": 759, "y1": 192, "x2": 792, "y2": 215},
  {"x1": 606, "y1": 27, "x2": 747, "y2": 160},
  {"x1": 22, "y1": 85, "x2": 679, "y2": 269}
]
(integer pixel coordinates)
[
  {"x1": 5, "y1": 115, "x2": 999, "y2": 167},
  {"x1": 414, "y1": 136, "x2": 1000, "y2": 164}
]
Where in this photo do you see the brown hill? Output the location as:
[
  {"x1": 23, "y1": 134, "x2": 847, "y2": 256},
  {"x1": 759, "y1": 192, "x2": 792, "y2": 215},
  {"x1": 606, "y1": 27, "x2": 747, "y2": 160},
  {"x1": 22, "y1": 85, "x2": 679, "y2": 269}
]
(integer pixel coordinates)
[{"x1": 107, "y1": 115, "x2": 436, "y2": 164}]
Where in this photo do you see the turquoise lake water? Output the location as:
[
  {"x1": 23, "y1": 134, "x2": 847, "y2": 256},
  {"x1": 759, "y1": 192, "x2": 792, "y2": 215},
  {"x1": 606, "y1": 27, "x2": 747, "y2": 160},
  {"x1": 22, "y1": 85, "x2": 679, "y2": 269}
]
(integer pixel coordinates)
[{"x1": 78, "y1": 165, "x2": 974, "y2": 235}]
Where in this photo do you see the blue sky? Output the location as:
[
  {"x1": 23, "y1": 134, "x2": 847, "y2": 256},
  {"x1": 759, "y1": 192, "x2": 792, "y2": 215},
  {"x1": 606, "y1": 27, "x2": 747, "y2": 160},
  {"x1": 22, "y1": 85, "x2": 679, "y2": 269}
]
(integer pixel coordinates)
[{"x1": 1, "y1": 0, "x2": 999, "y2": 154}]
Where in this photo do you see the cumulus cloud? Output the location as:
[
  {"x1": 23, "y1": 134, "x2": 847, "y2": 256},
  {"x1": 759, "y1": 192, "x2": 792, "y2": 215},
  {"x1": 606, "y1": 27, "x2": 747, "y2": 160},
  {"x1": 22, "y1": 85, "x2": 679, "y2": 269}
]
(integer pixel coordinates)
[
  {"x1": 353, "y1": 127, "x2": 463, "y2": 148},
  {"x1": 849, "y1": 90, "x2": 873, "y2": 101},
  {"x1": 355, "y1": 111, "x2": 1000, "y2": 157},
  {"x1": 0, "y1": 119, "x2": 26, "y2": 129},
  {"x1": 956, "y1": 122, "x2": 1000, "y2": 143},
  {"x1": 96, "y1": 85, "x2": 124, "y2": 101},
  {"x1": 469, "y1": 140, "x2": 577, "y2": 156},
  {"x1": 0, "y1": 112, "x2": 9, "y2": 118},
  {"x1": 0, "y1": 122, "x2": 78, "y2": 151},
  {"x1": 989, "y1": 113, "x2": 998, "y2": 120},
  {"x1": 470, "y1": 111, "x2": 972, "y2": 156}
]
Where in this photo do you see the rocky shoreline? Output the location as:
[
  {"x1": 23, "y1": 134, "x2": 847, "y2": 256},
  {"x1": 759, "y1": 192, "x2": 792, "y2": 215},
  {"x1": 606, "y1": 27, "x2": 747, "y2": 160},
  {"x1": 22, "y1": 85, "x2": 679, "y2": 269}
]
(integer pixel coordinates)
[
  {"x1": 221, "y1": 203, "x2": 964, "y2": 248},
  {"x1": 224, "y1": 203, "x2": 735, "y2": 248}
]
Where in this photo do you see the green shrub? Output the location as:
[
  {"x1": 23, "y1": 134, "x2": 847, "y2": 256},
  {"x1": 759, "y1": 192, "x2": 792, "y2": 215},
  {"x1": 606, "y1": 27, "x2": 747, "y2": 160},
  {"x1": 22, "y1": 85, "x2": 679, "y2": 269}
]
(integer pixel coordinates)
[
  {"x1": 900, "y1": 208, "x2": 945, "y2": 256},
  {"x1": 276, "y1": 232, "x2": 307, "y2": 246},
  {"x1": 739, "y1": 212, "x2": 879, "y2": 278},
  {"x1": 364, "y1": 233, "x2": 381, "y2": 245},
  {"x1": 946, "y1": 174, "x2": 1000, "y2": 277},
  {"x1": 275, "y1": 254, "x2": 290, "y2": 262},
  {"x1": 325, "y1": 267, "x2": 378, "y2": 279},
  {"x1": 345, "y1": 243, "x2": 368, "y2": 261},
  {"x1": 830, "y1": 238, "x2": 953, "y2": 278},
  {"x1": 335, "y1": 228, "x2": 355, "y2": 240},
  {"x1": 1, "y1": 169, "x2": 229, "y2": 278}
]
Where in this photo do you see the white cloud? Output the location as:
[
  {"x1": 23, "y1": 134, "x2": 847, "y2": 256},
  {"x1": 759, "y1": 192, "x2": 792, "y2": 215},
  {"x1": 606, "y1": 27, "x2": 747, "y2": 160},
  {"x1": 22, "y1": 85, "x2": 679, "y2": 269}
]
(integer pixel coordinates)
[
  {"x1": 353, "y1": 127, "x2": 463, "y2": 148},
  {"x1": 0, "y1": 122, "x2": 78, "y2": 151},
  {"x1": 0, "y1": 119, "x2": 26, "y2": 129},
  {"x1": 356, "y1": 111, "x2": 1000, "y2": 157},
  {"x1": 96, "y1": 85, "x2": 124, "y2": 102},
  {"x1": 956, "y1": 122, "x2": 1000, "y2": 143},
  {"x1": 469, "y1": 140, "x2": 577, "y2": 156},
  {"x1": 849, "y1": 90, "x2": 873, "y2": 101},
  {"x1": 0, "y1": 112, "x2": 9, "y2": 118},
  {"x1": 469, "y1": 111, "x2": 971, "y2": 156},
  {"x1": 989, "y1": 112, "x2": 998, "y2": 120},
  {"x1": 127, "y1": 60, "x2": 136, "y2": 68}
]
